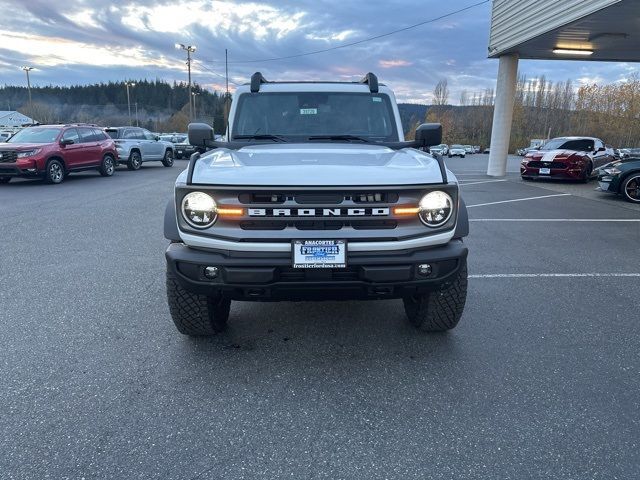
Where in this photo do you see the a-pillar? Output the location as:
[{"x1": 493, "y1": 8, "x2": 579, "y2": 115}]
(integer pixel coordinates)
[{"x1": 487, "y1": 53, "x2": 519, "y2": 177}]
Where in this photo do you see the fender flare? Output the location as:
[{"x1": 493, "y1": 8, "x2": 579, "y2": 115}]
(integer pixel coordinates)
[
  {"x1": 454, "y1": 196, "x2": 469, "y2": 239},
  {"x1": 164, "y1": 198, "x2": 181, "y2": 242}
]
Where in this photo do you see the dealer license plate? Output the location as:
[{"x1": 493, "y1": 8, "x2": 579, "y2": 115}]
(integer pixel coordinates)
[
  {"x1": 539, "y1": 168, "x2": 551, "y2": 175},
  {"x1": 293, "y1": 240, "x2": 346, "y2": 269}
]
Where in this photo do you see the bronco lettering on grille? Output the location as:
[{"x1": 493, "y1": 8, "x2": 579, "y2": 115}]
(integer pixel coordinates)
[{"x1": 248, "y1": 208, "x2": 390, "y2": 217}]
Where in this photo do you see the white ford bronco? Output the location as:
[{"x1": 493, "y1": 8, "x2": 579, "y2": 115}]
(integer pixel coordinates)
[{"x1": 164, "y1": 72, "x2": 469, "y2": 335}]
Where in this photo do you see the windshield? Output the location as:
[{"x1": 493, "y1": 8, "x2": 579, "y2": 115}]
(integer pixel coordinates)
[
  {"x1": 161, "y1": 135, "x2": 187, "y2": 143},
  {"x1": 452, "y1": 144, "x2": 463, "y2": 149},
  {"x1": 232, "y1": 92, "x2": 399, "y2": 141},
  {"x1": 541, "y1": 138, "x2": 594, "y2": 151},
  {"x1": 8, "y1": 127, "x2": 61, "y2": 144}
]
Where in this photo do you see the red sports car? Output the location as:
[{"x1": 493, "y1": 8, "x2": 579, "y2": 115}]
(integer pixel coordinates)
[{"x1": 520, "y1": 136, "x2": 615, "y2": 182}]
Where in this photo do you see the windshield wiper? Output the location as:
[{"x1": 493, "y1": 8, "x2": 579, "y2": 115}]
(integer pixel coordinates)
[
  {"x1": 232, "y1": 134, "x2": 287, "y2": 142},
  {"x1": 308, "y1": 135, "x2": 373, "y2": 143}
]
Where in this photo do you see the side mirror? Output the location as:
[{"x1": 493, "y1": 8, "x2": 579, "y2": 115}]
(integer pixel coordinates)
[
  {"x1": 597, "y1": 146, "x2": 606, "y2": 152},
  {"x1": 414, "y1": 123, "x2": 442, "y2": 149},
  {"x1": 60, "y1": 138, "x2": 74, "y2": 146},
  {"x1": 188, "y1": 122, "x2": 214, "y2": 147},
  {"x1": 154, "y1": 135, "x2": 160, "y2": 141}
]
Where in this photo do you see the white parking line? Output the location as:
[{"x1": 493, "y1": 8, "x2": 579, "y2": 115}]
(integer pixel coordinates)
[
  {"x1": 459, "y1": 180, "x2": 508, "y2": 186},
  {"x1": 470, "y1": 218, "x2": 640, "y2": 222},
  {"x1": 467, "y1": 193, "x2": 570, "y2": 208},
  {"x1": 470, "y1": 273, "x2": 640, "y2": 278}
]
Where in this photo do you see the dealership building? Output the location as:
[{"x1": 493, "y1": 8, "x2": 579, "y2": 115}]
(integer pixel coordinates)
[
  {"x1": 487, "y1": 0, "x2": 639, "y2": 176},
  {"x1": 0, "y1": 111, "x2": 35, "y2": 129}
]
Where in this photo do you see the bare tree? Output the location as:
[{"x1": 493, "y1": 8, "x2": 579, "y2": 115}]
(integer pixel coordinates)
[{"x1": 433, "y1": 79, "x2": 450, "y2": 106}]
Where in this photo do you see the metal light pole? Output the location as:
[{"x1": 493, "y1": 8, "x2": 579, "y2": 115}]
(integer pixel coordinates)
[
  {"x1": 192, "y1": 92, "x2": 200, "y2": 120},
  {"x1": 22, "y1": 66, "x2": 34, "y2": 120},
  {"x1": 125, "y1": 81, "x2": 135, "y2": 126},
  {"x1": 175, "y1": 43, "x2": 196, "y2": 120}
]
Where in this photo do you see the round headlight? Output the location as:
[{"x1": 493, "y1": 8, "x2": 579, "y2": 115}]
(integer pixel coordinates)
[
  {"x1": 181, "y1": 192, "x2": 217, "y2": 228},
  {"x1": 419, "y1": 191, "x2": 453, "y2": 227}
]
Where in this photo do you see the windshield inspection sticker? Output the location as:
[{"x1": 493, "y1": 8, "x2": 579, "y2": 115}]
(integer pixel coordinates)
[
  {"x1": 299, "y1": 108, "x2": 318, "y2": 115},
  {"x1": 372, "y1": 97, "x2": 382, "y2": 102}
]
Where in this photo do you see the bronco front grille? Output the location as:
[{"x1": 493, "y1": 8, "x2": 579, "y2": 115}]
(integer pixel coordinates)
[
  {"x1": 0, "y1": 151, "x2": 18, "y2": 163},
  {"x1": 239, "y1": 219, "x2": 398, "y2": 231}
]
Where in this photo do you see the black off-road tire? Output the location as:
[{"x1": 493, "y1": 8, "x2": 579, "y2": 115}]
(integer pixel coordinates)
[
  {"x1": 99, "y1": 154, "x2": 116, "y2": 177},
  {"x1": 0, "y1": 177, "x2": 11, "y2": 184},
  {"x1": 161, "y1": 150, "x2": 174, "y2": 167},
  {"x1": 166, "y1": 269, "x2": 230, "y2": 336},
  {"x1": 403, "y1": 260, "x2": 468, "y2": 332},
  {"x1": 44, "y1": 159, "x2": 65, "y2": 184},
  {"x1": 127, "y1": 150, "x2": 142, "y2": 171}
]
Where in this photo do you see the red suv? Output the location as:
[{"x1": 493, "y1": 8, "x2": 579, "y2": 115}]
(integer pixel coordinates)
[{"x1": 0, "y1": 124, "x2": 118, "y2": 184}]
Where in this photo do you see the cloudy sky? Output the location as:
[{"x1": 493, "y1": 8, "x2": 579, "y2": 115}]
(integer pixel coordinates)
[{"x1": 0, "y1": 0, "x2": 637, "y2": 103}]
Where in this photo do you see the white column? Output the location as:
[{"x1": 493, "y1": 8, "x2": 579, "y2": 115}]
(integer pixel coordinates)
[{"x1": 487, "y1": 54, "x2": 519, "y2": 177}]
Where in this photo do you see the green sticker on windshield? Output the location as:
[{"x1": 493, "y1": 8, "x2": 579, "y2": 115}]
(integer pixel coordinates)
[
  {"x1": 300, "y1": 108, "x2": 318, "y2": 115},
  {"x1": 372, "y1": 97, "x2": 382, "y2": 102}
]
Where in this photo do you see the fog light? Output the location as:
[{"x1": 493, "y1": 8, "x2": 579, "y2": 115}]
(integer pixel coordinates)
[
  {"x1": 417, "y1": 264, "x2": 432, "y2": 276},
  {"x1": 204, "y1": 266, "x2": 219, "y2": 279}
]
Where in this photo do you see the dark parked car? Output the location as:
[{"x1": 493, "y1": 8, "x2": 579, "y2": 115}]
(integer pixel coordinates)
[
  {"x1": 597, "y1": 158, "x2": 640, "y2": 203},
  {"x1": 160, "y1": 133, "x2": 195, "y2": 159},
  {"x1": 0, "y1": 124, "x2": 117, "y2": 184},
  {"x1": 520, "y1": 136, "x2": 614, "y2": 181}
]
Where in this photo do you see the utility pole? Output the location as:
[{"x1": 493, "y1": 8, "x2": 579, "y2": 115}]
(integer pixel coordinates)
[
  {"x1": 192, "y1": 92, "x2": 200, "y2": 119},
  {"x1": 125, "y1": 81, "x2": 136, "y2": 126},
  {"x1": 135, "y1": 102, "x2": 139, "y2": 126},
  {"x1": 224, "y1": 49, "x2": 230, "y2": 132},
  {"x1": 176, "y1": 43, "x2": 197, "y2": 120},
  {"x1": 22, "y1": 66, "x2": 34, "y2": 121}
]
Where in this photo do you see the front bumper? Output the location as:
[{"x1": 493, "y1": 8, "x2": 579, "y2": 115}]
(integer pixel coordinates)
[
  {"x1": 166, "y1": 240, "x2": 468, "y2": 301},
  {"x1": 521, "y1": 164, "x2": 585, "y2": 180},
  {"x1": 0, "y1": 162, "x2": 41, "y2": 177}
]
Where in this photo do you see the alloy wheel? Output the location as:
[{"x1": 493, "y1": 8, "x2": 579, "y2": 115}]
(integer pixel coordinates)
[{"x1": 624, "y1": 175, "x2": 640, "y2": 203}]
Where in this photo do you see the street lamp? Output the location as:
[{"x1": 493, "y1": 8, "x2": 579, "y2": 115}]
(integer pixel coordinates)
[
  {"x1": 125, "y1": 81, "x2": 136, "y2": 126},
  {"x1": 21, "y1": 66, "x2": 34, "y2": 118},
  {"x1": 175, "y1": 43, "x2": 196, "y2": 120},
  {"x1": 192, "y1": 92, "x2": 200, "y2": 119}
]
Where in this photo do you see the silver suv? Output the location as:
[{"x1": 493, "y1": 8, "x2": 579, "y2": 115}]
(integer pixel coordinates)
[{"x1": 105, "y1": 127, "x2": 175, "y2": 170}]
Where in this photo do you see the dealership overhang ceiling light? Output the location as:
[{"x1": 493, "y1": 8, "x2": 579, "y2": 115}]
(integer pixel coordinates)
[{"x1": 553, "y1": 48, "x2": 594, "y2": 56}]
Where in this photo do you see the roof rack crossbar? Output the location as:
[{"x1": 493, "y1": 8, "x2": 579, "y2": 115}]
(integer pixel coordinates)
[
  {"x1": 360, "y1": 72, "x2": 379, "y2": 93},
  {"x1": 251, "y1": 72, "x2": 269, "y2": 93}
]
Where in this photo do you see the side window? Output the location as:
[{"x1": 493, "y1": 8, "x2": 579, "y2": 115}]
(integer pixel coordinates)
[
  {"x1": 142, "y1": 129, "x2": 155, "y2": 141},
  {"x1": 123, "y1": 129, "x2": 138, "y2": 139},
  {"x1": 78, "y1": 128, "x2": 96, "y2": 143},
  {"x1": 62, "y1": 128, "x2": 80, "y2": 144},
  {"x1": 93, "y1": 129, "x2": 107, "y2": 141}
]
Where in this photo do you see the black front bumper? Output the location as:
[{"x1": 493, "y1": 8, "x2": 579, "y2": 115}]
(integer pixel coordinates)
[
  {"x1": 166, "y1": 240, "x2": 468, "y2": 301},
  {"x1": 0, "y1": 164, "x2": 40, "y2": 177}
]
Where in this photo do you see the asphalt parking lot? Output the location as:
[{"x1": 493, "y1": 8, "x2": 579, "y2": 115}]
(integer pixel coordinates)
[{"x1": 1, "y1": 156, "x2": 638, "y2": 479}]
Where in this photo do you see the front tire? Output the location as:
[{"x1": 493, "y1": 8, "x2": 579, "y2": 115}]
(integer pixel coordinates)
[
  {"x1": 161, "y1": 150, "x2": 174, "y2": 167},
  {"x1": 622, "y1": 174, "x2": 640, "y2": 203},
  {"x1": 0, "y1": 177, "x2": 11, "y2": 184},
  {"x1": 581, "y1": 162, "x2": 593, "y2": 182},
  {"x1": 99, "y1": 154, "x2": 115, "y2": 177},
  {"x1": 403, "y1": 260, "x2": 467, "y2": 332},
  {"x1": 166, "y1": 269, "x2": 230, "y2": 336},
  {"x1": 127, "y1": 151, "x2": 142, "y2": 171},
  {"x1": 44, "y1": 159, "x2": 65, "y2": 184}
]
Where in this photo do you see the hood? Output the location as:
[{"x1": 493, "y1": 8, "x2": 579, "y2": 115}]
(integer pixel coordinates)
[
  {"x1": 528, "y1": 149, "x2": 584, "y2": 161},
  {"x1": 0, "y1": 143, "x2": 47, "y2": 150},
  {"x1": 190, "y1": 143, "x2": 446, "y2": 186}
]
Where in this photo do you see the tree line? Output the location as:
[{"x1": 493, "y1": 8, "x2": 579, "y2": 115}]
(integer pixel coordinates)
[
  {"x1": 0, "y1": 80, "x2": 229, "y2": 133},
  {"x1": 413, "y1": 75, "x2": 640, "y2": 150}
]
